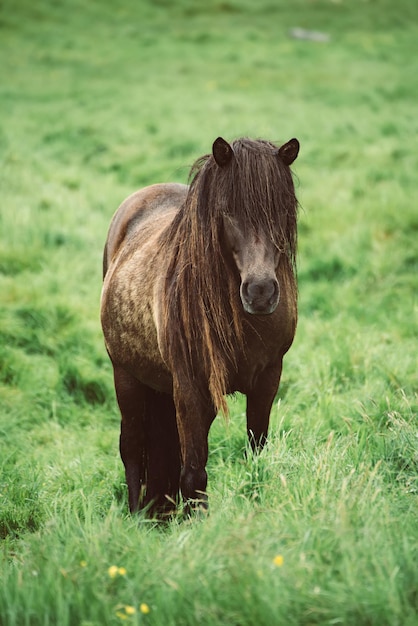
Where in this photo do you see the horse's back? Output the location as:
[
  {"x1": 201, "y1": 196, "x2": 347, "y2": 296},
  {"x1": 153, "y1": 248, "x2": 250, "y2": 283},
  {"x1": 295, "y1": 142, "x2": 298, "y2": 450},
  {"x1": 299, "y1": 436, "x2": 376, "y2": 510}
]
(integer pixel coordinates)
[{"x1": 103, "y1": 183, "x2": 188, "y2": 278}]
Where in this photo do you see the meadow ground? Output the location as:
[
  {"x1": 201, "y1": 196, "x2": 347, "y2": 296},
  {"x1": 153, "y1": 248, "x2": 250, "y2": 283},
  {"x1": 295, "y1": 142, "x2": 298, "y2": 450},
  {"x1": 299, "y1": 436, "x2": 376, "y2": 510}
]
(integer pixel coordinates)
[{"x1": 0, "y1": 0, "x2": 417, "y2": 624}]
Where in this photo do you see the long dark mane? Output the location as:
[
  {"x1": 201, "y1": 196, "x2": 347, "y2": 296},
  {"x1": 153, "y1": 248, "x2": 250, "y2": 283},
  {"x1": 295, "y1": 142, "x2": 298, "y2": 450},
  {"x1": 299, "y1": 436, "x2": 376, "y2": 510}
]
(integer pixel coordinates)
[{"x1": 160, "y1": 138, "x2": 298, "y2": 413}]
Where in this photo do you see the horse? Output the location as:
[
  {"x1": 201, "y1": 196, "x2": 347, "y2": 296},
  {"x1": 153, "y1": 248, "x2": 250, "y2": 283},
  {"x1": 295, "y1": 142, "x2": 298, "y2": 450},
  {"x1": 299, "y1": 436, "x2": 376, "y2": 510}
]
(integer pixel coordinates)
[{"x1": 100, "y1": 135, "x2": 300, "y2": 516}]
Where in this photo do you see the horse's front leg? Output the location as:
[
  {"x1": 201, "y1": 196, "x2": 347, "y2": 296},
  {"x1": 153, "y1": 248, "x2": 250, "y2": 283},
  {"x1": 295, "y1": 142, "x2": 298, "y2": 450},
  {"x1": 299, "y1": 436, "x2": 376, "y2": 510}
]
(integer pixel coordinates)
[
  {"x1": 246, "y1": 362, "x2": 283, "y2": 452},
  {"x1": 173, "y1": 383, "x2": 216, "y2": 513}
]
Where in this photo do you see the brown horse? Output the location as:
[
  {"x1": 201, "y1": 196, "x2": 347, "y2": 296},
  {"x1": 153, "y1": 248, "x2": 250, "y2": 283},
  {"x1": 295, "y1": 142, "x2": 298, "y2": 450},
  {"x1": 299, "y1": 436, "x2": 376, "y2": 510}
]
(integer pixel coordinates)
[{"x1": 101, "y1": 136, "x2": 300, "y2": 515}]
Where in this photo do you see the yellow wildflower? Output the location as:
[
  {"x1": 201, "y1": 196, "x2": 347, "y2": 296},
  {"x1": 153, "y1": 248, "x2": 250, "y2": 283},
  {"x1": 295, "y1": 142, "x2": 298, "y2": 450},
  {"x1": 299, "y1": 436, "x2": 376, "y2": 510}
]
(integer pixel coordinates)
[
  {"x1": 140, "y1": 603, "x2": 151, "y2": 614},
  {"x1": 108, "y1": 565, "x2": 127, "y2": 578},
  {"x1": 273, "y1": 554, "x2": 284, "y2": 567},
  {"x1": 80, "y1": 560, "x2": 87, "y2": 568},
  {"x1": 108, "y1": 565, "x2": 119, "y2": 578},
  {"x1": 125, "y1": 606, "x2": 136, "y2": 615}
]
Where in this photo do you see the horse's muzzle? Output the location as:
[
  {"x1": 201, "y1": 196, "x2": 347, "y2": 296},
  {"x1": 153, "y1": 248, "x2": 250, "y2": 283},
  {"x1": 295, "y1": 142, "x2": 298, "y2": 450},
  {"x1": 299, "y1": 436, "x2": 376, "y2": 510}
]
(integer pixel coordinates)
[{"x1": 241, "y1": 278, "x2": 280, "y2": 315}]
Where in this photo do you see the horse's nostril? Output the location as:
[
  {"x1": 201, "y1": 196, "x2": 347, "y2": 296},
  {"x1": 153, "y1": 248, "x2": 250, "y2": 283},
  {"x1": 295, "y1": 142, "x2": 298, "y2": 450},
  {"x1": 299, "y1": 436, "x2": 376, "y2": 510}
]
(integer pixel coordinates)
[
  {"x1": 269, "y1": 280, "x2": 280, "y2": 304},
  {"x1": 242, "y1": 280, "x2": 251, "y2": 301}
]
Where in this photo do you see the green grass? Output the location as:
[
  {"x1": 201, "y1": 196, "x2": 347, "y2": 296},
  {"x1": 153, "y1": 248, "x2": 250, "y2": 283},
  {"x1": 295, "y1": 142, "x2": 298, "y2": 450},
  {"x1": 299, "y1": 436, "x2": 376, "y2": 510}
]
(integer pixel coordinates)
[{"x1": 0, "y1": 0, "x2": 417, "y2": 624}]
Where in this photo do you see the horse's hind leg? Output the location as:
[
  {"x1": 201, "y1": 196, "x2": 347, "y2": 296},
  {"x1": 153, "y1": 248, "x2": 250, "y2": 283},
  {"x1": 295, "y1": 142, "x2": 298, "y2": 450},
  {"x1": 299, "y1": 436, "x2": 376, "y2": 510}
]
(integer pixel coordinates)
[
  {"x1": 113, "y1": 365, "x2": 181, "y2": 516},
  {"x1": 113, "y1": 366, "x2": 146, "y2": 512},
  {"x1": 143, "y1": 388, "x2": 181, "y2": 517}
]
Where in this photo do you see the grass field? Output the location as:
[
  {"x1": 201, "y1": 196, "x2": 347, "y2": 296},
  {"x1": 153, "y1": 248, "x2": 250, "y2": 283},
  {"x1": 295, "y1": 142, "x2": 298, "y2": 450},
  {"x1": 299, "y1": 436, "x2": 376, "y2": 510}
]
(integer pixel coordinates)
[{"x1": 1, "y1": 0, "x2": 417, "y2": 624}]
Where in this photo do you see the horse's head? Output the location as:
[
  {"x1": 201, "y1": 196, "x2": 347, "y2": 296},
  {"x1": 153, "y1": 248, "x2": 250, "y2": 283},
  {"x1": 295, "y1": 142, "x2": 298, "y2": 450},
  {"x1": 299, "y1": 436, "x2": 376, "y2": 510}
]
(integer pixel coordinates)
[
  {"x1": 213, "y1": 136, "x2": 299, "y2": 316},
  {"x1": 222, "y1": 214, "x2": 280, "y2": 315}
]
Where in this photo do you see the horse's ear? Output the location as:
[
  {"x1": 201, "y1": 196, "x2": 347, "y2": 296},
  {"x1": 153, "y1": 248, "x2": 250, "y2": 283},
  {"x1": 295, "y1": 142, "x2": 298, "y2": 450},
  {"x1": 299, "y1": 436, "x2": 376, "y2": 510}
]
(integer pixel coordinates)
[
  {"x1": 213, "y1": 137, "x2": 234, "y2": 167},
  {"x1": 278, "y1": 138, "x2": 300, "y2": 166}
]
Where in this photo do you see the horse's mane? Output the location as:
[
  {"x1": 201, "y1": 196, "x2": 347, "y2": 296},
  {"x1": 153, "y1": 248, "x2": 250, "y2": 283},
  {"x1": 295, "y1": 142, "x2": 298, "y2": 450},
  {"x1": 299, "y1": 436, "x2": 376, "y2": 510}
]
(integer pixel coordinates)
[{"x1": 160, "y1": 138, "x2": 298, "y2": 414}]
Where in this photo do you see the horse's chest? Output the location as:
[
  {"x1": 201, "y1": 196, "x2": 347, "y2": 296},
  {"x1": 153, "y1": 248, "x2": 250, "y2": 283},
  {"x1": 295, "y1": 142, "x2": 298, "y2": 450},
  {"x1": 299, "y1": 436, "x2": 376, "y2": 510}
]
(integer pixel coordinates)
[{"x1": 233, "y1": 311, "x2": 295, "y2": 393}]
